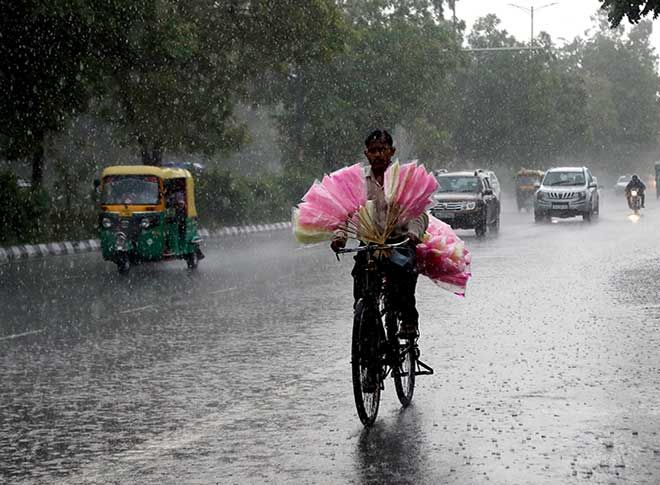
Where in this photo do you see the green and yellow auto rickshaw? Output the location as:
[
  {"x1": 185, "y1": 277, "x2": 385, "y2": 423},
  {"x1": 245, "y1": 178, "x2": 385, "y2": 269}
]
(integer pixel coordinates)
[
  {"x1": 515, "y1": 168, "x2": 545, "y2": 211},
  {"x1": 99, "y1": 165, "x2": 203, "y2": 273}
]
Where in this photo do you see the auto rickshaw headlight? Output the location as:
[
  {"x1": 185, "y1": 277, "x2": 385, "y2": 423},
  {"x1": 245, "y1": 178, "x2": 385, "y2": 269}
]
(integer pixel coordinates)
[
  {"x1": 102, "y1": 217, "x2": 112, "y2": 228},
  {"x1": 140, "y1": 218, "x2": 150, "y2": 229}
]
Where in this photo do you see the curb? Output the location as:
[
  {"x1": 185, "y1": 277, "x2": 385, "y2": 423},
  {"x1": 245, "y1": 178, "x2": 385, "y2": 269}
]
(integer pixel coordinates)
[{"x1": 0, "y1": 222, "x2": 292, "y2": 264}]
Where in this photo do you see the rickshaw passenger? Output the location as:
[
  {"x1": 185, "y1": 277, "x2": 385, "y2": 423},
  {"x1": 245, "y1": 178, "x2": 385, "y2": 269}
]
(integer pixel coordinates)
[{"x1": 174, "y1": 189, "x2": 186, "y2": 239}]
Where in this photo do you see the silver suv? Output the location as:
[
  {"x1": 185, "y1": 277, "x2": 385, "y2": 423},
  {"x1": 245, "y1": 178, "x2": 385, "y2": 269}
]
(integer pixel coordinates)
[{"x1": 534, "y1": 167, "x2": 600, "y2": 222}]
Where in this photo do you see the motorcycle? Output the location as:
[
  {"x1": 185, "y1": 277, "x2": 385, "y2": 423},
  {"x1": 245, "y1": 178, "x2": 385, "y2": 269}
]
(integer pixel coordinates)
[{"x1": 628, "y1": 189, "x2": 642, "y2": 215}]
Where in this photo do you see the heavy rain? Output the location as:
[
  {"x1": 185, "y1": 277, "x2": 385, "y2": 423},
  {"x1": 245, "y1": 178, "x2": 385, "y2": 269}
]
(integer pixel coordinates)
[{"x1": 2, "y1": 0, "x2": 660, "y2": 483}]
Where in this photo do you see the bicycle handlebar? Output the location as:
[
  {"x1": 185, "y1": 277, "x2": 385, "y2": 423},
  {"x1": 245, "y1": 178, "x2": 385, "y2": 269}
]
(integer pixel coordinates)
[{"x1": 334, "y1": 238, "x2": 410, "y2": 256}]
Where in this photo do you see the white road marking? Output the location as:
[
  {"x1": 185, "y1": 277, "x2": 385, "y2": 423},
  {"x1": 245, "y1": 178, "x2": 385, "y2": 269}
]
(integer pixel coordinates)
[
  {"x1": 295, "y1": 242, "x2": 326, "y2": 251},
  {"x1": 0, "y1": 328, "x2": 45, "y2": 341},
  {"x1": 209, "y1": 287, "x2": 239, "y2": 295},
  {"x1": 119, "y1": 305, "x2": 154, "y2": 314}
]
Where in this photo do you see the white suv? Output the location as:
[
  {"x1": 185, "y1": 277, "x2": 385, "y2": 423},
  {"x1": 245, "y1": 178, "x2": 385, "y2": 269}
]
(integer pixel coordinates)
[{"x1": 534, "y1": 167, "x2": 600, "y2": 222}]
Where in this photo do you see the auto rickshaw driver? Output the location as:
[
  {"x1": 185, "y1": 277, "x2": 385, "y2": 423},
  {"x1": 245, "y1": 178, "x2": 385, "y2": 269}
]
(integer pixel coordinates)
[
  {"x1": 99, "y1": 165, "x2": 203, "y2": 273},
  {"x1": 515, "y1": 169, "x2": 544, "y2": 211}
]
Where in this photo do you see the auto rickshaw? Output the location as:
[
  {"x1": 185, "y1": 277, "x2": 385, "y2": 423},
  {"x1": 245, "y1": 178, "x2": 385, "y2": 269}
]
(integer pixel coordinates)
[
  {"x1": 98, "y1": 165, "x2": 203, "y2": 273},
  {"x1": 515, "y1": 168, "x2": 545, "y2": 211}
]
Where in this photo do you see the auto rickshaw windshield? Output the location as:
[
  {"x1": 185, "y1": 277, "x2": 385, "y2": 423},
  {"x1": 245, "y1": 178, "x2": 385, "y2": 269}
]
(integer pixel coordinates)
[
  {"x1": 101, "y1": 175, "x2": 160, "y2": 205},
  {"x1": 517, "y1": 175, "x2": 540, "y2": 185}
]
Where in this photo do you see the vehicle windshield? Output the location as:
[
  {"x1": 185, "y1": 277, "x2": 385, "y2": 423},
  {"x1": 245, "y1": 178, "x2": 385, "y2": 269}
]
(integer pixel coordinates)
[
  {"x1": 542, "y1": 171, "x2": 585, "y2": 187},
  {"x1": 517, "y1": 176, "x2": 540, "y2": 185},
  {"x1": 101, "y1": 175, "x2": 160, "y2": 205},
  {"x1": 436, "y1": 176, "x2": 482, "y2": 193}
]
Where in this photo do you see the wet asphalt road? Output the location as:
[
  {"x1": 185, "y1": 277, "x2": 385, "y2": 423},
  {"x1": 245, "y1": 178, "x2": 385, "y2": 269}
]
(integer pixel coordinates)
[{"x1": 2, "y1": 190, "x2": 660, "y2": 484}]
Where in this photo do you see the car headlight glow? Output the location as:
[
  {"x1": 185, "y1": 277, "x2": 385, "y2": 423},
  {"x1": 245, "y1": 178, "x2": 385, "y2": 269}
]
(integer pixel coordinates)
[
  {"x1": 466, "y1": 201, "x2": 477, "y2": 210},
  {"x1": 102, "y1": 217, "x2": 112, "y2": 228}
]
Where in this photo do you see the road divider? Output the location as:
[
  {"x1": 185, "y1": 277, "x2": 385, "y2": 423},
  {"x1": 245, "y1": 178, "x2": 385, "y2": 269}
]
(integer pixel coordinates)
[{"x1": 0, "y1": 221, "x2": 292, "y2": 264}]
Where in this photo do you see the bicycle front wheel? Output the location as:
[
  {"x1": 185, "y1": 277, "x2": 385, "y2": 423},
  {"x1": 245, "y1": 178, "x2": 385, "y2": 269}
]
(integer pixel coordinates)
[
  {"x1": 351, "y1": 300, "x2": 381, "y2": 426},
  {"x1": 394, "y1": 337, "x2": 416, "y2": 407}
]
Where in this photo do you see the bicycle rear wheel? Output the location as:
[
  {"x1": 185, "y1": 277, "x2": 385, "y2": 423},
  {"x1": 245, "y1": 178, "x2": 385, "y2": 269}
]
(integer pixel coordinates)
[
  {"x1": 394, "y1": 337, "x2": 416, "y2": 407},
  {"x1": 351, "y1": 300, "x2": 381, "y2": 426}
]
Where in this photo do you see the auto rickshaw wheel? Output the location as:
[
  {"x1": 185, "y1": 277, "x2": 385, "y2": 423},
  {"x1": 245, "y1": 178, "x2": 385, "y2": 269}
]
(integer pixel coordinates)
[
  {"x1": 186, "y1": 251, "x2": 198, "y2": 270},
  {"x1": 117, "y1": 258, "x2": 130, "y2": 274}
]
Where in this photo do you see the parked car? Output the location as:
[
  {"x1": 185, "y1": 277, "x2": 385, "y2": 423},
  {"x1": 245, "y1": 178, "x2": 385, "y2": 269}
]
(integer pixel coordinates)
[
  {"x1": 614, "y1": 175, "x2": 631, "y2": 194},
  {"x1": 534, "y1": 166, "x2": 600, "y2": 222},
  {"x1": 431, "y1": 170, "x2": 501, "y2": 237}
]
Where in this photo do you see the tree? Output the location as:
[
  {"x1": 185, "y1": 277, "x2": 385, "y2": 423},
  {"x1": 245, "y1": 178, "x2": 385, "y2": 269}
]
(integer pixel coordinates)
[
  {"x1": 101, "y1": 0, "x2": 344, "y2": 165},
  {"x1": 274, "y1": 0, "x2": 462, "y2": 172},
  {"x1": 0, "y1": 0, "x2": 344, "y2": 176},
  {"x1": 600, "y1": 0, "x2": 660, "y2": 27},
  {"x1": 453, "y1": 16, "x2": 589, "y2": 169},
  {"x1": 0, "y1": 0, "x2": 99, "y2": 186},
  {"x1": 576, "y1": 16, "x2": 660, "y2": 170}
]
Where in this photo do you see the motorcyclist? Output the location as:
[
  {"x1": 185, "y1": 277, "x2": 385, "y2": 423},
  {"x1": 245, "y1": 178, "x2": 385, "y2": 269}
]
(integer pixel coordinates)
[
  {"x1": 625, "y1": 174, "x2": 646, "y2": 208},
  {"x1": 330, "y1": 129, "x2": 428, "y2": 339}
]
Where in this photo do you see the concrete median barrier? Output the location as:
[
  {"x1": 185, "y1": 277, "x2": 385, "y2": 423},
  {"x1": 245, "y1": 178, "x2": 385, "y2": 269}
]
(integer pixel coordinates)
[{"x1": 0, "y1": 222, "x2": 292, "y2": 263}]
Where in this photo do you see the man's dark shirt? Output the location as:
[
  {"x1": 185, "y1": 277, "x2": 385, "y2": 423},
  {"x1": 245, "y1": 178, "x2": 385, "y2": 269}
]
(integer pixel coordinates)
[{"x1": 626, "y1": 179, "x2": 646, "y2": 192}]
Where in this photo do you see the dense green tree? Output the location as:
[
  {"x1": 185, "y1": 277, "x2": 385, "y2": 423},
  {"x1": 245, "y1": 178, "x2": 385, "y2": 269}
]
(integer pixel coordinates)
[
  {"x1": 274, "y1": 0, "x2": 462, "y2": 172},
  {"x1": 454, "y1": 16, "x2": 589, "y2": 169},
  {"x1": 565, "y1": 15, "x2": 660, "y2": 170},
  {"x1": 600, "y1": 0, "x2": 660, "y2": 26},
  {"x1": 0, "y1": 0, "x2": 344, "y2": 177},
  {"x1": 99, "y1": 0, "x2": 344, "y2": 165},
  {"x1": 0, "y1": 0, "x2": 100, "y2": 186}
]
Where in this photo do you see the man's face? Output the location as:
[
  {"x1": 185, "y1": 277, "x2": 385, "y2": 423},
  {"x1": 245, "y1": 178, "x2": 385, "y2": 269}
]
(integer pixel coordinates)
[{"x1": 364, "y1": 139, "x2": 395, "y2": 172}]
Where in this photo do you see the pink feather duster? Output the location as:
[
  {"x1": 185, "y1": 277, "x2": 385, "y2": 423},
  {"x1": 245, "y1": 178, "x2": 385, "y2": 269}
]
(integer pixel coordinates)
[{"x1": 416, "y1": 215, "x2": 472, "y2": 296}]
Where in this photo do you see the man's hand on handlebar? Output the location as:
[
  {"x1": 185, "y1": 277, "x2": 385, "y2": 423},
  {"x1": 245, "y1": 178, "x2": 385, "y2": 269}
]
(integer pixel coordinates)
[
  {"x1": 331, "y1": 238, "x2": 347, "y2": 253},
  {"x1": 406, "y1": 232, "x2": 421, "y2": 245}
]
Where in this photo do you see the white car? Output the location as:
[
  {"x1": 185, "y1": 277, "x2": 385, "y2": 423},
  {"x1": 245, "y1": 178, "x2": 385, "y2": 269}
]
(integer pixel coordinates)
[
  {"x1": 534, "y1": 167, "x2": 600, "y2": 222},
  {"x1": 614, "y1": 175, "x2": 631, "y2": 194}
]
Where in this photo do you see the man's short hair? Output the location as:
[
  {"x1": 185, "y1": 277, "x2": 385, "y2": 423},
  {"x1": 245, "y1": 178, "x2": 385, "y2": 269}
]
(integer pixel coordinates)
[{"x1": 365, "y1": 129, "x2": 393, "y2": 147}]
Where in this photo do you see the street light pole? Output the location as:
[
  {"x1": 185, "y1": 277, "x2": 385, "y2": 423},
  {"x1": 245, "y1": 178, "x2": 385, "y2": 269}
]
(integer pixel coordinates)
[
  {"x1": 508, "y1": 2, "x2": 558, "y2": 49},
  {"x1": 530, "y1": 6, "x2": 534, "y2": 47}
]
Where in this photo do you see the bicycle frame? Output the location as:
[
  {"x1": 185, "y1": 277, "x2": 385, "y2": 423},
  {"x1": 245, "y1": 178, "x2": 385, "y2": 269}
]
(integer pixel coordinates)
[
  {"x1": 338, "y1": 240, "x2": 433, "y2": 425},
  {"x1": 337, "y1": 241, "x2": 434, "y2": 378}
]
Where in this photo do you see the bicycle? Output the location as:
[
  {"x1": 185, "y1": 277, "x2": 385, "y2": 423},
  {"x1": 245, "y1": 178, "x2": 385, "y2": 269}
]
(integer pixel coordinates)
[{"x1": 336, "y1": 240, "x2": 434, "y2": 426}]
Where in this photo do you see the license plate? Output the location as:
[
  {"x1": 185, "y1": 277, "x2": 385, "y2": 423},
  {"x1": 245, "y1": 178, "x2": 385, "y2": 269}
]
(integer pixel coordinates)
[
  {"x1": 552, "y1": 203, "x2": 569, "y2": 209},
  {"x1": 434, "y1": 211, "x2": 454, "y2": 219}
]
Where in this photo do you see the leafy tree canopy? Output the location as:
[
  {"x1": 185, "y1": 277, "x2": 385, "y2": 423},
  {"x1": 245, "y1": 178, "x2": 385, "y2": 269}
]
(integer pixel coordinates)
[{"x1": 600, "y1": 0, "x2": 660, "y2": 27}]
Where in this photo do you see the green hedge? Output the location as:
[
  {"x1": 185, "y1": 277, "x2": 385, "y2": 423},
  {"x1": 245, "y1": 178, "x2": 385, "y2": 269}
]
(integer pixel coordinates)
[
  {"x1": 0, "y1": 171, "x2": 47, "y2": 245},
  {"x1": 195, "y1": 168, "x2": 311, "y2": 229},
  {"x1": 1, "y1": 168, "x2": 314, "y2": 245}
]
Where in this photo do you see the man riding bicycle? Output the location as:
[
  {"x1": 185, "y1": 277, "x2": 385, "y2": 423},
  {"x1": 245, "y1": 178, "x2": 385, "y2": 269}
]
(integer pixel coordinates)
[{"x1": 330, "y1": 129, "x2": 428, "y2": 339}]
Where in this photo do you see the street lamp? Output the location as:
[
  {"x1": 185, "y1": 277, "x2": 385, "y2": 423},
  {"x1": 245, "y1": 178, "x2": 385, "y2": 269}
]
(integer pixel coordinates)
[{"x1": 508, "y1": 2, "x2": 559, "y2": 48}]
